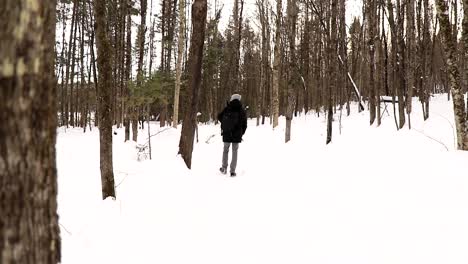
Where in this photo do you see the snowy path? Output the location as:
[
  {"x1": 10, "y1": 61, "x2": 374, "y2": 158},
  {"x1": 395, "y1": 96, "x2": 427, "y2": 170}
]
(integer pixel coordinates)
[{"x1": 57, "y1": 96, "x2": 468, "y2": 264}]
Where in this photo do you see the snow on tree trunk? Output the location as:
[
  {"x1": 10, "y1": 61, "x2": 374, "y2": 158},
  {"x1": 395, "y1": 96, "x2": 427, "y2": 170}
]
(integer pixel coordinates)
[{"x1": 0, "y1": 0, "x2": 61, "y2": 262}]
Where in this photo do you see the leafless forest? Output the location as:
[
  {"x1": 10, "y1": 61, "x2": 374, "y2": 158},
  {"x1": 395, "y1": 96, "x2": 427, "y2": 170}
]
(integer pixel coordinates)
[{"x1": 1, "y1": 0, "x2": 467, "y2": 261}]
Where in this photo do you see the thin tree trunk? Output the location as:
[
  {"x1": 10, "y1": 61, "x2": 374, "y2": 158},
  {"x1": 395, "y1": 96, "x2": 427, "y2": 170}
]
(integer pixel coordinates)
[
  {"x1": 70, "y1": 6, "x2": 79, "y2": 127},
  {"x1": 0, "y1": 0, "x2": 61, "y2": 262},
  {"x1": 327, "y1": 0, "x2": 338, "y2": 144},
  {"x1": 406, "y1": 0, "x2": 415, "y2": 129},
  {"x1": 285, "y1": 0, "x2": 298, "y2": 143},
  {"x1": 88, "y1": 3, "x2": 99, "y2": 127},
  {"x1": 59, "y1": 3, "x2": 67, "y2": 127},
  {"x1": 173, "y1": 0, "x2": 186, "y2": 128},
  {"x1": 367, "y1": 0, "x2": 377, "y2": 125},
  {"x1": 272, "y1": 0, "x2": 282, "y2": 128},
  {"x1": 134, "y1": 0, "x2": 148, "y2": 141},
  {"x1": 94, "y1": 0, "x2": 117, "y2": 199},
  {"x1": 396, "y1": 0, "x2": 406, "y2": 128},
  {"x1": 147, "y1": 104, "x2": 152, "y2": 160},
  {"x1": 80, "y1": 1, "x2": 86, "y2": 129},
  {"x1": 178, "y1": 0, "x2": 207, "y2": 168},
  {"x1": 124, "y1": 1, "x2": 132, "y2": 141},
  {"x1": 64, "y1": 0, "x2": 78, "y2": 127}
]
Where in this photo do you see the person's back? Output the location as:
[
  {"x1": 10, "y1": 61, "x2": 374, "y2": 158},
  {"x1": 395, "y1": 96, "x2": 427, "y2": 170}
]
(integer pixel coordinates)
[
  {"x1": 217, "y1": 94, "x2": 247, "y2": 176},
  {"x1": 219, "y1": 99, "x2": 247, "y2": 143}
]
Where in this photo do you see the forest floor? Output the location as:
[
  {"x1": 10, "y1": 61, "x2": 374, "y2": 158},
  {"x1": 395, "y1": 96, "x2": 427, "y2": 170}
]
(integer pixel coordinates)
[{"x1": 57, "y1": 94, "x2": 468, "y2": 264}]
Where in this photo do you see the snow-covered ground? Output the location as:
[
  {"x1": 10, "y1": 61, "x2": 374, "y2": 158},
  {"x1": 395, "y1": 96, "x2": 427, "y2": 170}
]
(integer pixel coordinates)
[{"x1": 57, "y1": 94, "x2": 468, "y2": 264}]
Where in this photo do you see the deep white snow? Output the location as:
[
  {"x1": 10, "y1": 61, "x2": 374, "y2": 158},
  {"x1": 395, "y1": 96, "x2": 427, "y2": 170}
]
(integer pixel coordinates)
[{"x1": 57, "y1": 94, "x2": 468, "y2": 264}]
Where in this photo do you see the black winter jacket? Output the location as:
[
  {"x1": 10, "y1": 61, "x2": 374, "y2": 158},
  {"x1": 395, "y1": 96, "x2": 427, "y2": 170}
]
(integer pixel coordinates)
[{"x1": 217, "y1": 99, "x2": 247, "y2": 143}]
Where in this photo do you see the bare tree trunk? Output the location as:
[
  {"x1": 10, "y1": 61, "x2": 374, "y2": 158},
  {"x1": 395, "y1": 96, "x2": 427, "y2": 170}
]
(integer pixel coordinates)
[
  {"x1": 396, "y1": 0, "x2": 406, "y2": 129},
  {"x1": 88, "y1": 3, "x2": 99, "y2": 127},
  {"x1": 134, "y1": 0, "x2": 148, "y2": 141},
  {"x1": 94, "y1": 0, "x2": 117, "y2": 199},
  {"x1": 436, "y1": 0, "x2": 468, "y2": 150},
  {"x1": 161, "y1": 0, "x2": 167, "y2": 70},
  {"x1": 80, "y1": 1, "x2": 87, "y2": 129},
  {"x1": 376, "y1": 5, "x2": 384, "y2": 126},
  {"x1": 285, "y1": 0, "x2": 298, "y2": 143},
  {"x1": 59, "y1": 3, "x2": 67, "y2": 127},
  {"x1": 232, "y1": 0, "x2": 244, "y2": 94},
  {"x1": 257, "y1": 0, "x2": 268, "y2": 126},
  {"x1": 405, "y1": 0, "x2": 415, "y2": 129},
  {"x1": 124, "y1": 2, "x2": 132, "y2": 141},
  {"x1": 327, "y1": 0, "x2": 338, "y2": 144},
  {"x1": 272, "y1": 0, "x2": 282, "y2": 128},
  {"x1": 367, "y1": 0, "x2": 377, "y2": 125},
  {"x1": 70, "y1": 4, "x2": 79, "y2": 127},
  {"x1": 63, "y1": 0, "x2": 78, "y2": 127},
  {"x1": 178, "y1": 0, "x2": 207, "y2": 168},
  {"x1": 173, "y1": 0, "x2": 186, "y2": 128},
  {"x1": 0, "y1": 0, "x2": 61, "y2": 262},
  {"x1": 463, "y1": 0, "x2": 468, "y2": 115},
  {"x1": 147, "y1": 104, "x2": 152, "y2": 159}
]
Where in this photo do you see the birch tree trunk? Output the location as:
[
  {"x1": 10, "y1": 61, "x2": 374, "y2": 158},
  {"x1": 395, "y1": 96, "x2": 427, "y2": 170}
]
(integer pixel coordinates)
[
  {"x1": 173, "y1": 0, "x2": 186, "y2": 128},
  {"x1": 94, "y1": 0, "x2": 117, "y2": 199},
  {"x1": 436, "y1": 0, "x2": 468, "y2": 150},
  {"x1": 178, "y1": 0, "x2": 207, "y2": 168},
  {"x1": 0, "y1": 0, "x2": 61, "y2": 262}
]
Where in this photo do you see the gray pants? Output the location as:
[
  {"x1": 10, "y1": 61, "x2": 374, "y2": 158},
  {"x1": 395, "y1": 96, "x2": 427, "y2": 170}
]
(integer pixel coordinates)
[{"x1": 222, "y1": 142, "x2": 239, "y2": 173}]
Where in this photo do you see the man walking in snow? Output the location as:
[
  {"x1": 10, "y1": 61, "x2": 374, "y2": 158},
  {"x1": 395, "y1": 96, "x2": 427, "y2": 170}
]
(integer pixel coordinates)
[{"x1": 217, "y1": 94, "x2": 247, "y2": 177}]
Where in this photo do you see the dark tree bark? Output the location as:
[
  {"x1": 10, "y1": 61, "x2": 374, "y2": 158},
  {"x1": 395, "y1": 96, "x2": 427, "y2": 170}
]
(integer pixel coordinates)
[
  {"x1": 367, "y1": 0, "x2": 377, "y2": 125},
  {"x1": 0, "y1": 0, "x2": 61, "y2": 262},
  {"x1": 124, "y1": 0, "x2": 132, "y2": 141},
  {"x1": 134, "y1": 0, "x2": 148, "y2": 141},
  {"x1": 69, "y1": 1, "x2": 80, "y2": 127},
  {"x1": 63, "y1": 0, "x2": 78, "y2": 127},
  {"x1": 178, "y1": 0, "x2": 207, "y2": 168},
  {"x1": 88, "y1": 1, "x2": 99, "y2": 127},
  {"x1": 285, "y1": 0, "x2": 298, "y2": 143},
  {"x1": 94, "y1": 0, "x2": 117, "y2": 199},
  {"x1": 463, "y1": 0, "x2": 468, "y2": 113},
  {"x1": 327, "y1": 0, "x2": 338, "y2": 144},
  {"x1": 396, "y1": 0, "x2": 406, "y2": 129},
  {"x1": 405, "y1": 0, "x2": 415, "y2": 129}
]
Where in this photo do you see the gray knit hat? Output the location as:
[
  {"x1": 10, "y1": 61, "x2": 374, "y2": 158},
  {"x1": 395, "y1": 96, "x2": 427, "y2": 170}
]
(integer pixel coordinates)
[{"x1": 230, "y1": 94, "x2": 241, "y2": 101}]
